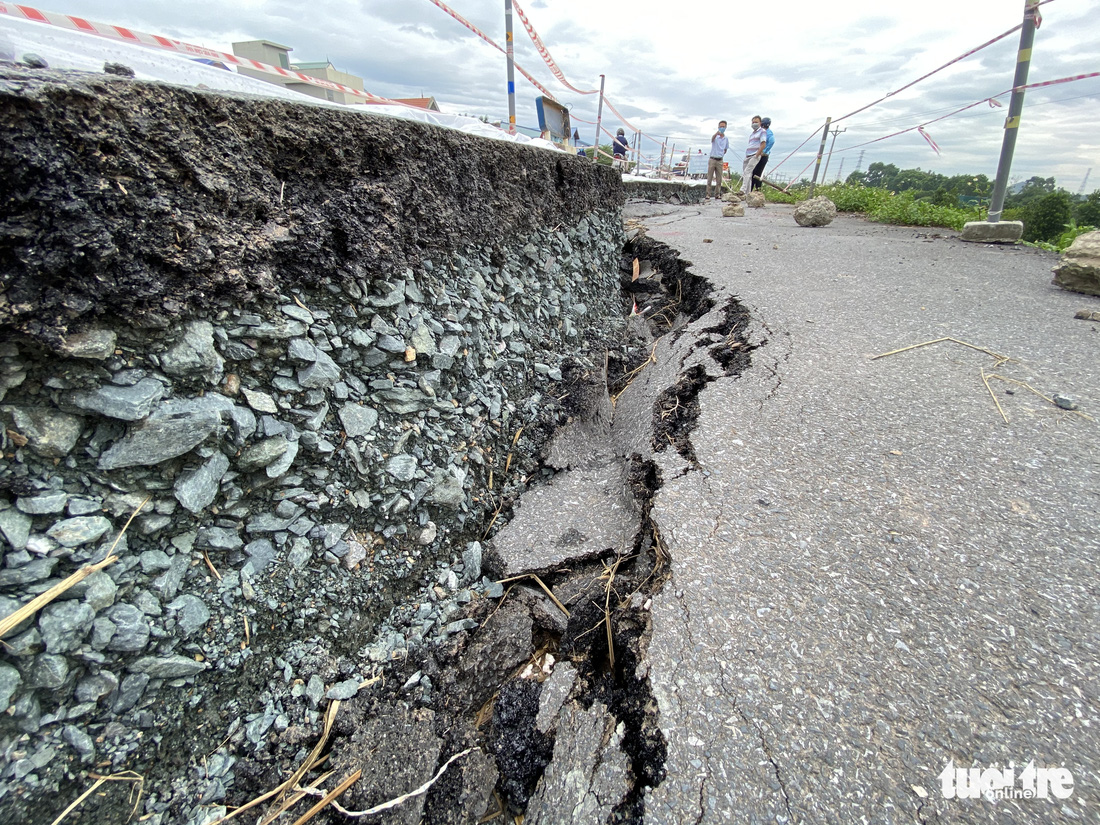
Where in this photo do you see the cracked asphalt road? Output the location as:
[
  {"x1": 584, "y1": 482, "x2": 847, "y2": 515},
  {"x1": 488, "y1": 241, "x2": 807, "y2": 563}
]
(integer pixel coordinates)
[{"x1": 630, "y1": 202, "x2": 1099, "y2": 824}]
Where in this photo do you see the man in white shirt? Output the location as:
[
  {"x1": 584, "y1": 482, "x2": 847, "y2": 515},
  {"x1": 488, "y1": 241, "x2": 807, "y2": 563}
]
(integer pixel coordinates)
[
  {"x1": 706, "y1": 120, "x2": 729, "y2": 200},
  {"x1": 741, "y1": 115, "x2": 767, "y2": 196}
]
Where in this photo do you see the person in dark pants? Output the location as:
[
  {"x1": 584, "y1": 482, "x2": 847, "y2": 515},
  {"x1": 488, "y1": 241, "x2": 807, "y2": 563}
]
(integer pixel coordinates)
[
  {"x1": 613, "y1": 128, "x2": 630, "y2": 171},
  {"x1": 751, "y1": 117, "x2": 774, "y2": 191}
]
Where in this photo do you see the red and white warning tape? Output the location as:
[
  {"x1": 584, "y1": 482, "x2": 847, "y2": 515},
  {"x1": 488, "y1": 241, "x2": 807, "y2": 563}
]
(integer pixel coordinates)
[
  {"x1": 0, "y1": 2, "x2": 406, "y2": 105},
  {"x1": 422, "y1": 0, "x2": 559, "y2": 102},
  {"x1": 511, "y1": 0, "x2": 598, "y2": 95}
]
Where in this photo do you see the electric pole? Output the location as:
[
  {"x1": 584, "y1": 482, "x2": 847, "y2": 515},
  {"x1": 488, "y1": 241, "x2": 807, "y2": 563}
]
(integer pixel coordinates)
[{"x1": 821, "y1": 125, "x2": 847, "y2": 183}]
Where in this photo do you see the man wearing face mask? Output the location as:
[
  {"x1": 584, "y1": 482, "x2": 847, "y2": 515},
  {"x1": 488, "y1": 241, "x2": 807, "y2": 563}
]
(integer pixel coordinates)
[
  {"x1": 741, "y1": 115, "x2": 767, "y2": 196},
  {"x1": 706, "y1": 120, "x2": 729, "y2": 200}
]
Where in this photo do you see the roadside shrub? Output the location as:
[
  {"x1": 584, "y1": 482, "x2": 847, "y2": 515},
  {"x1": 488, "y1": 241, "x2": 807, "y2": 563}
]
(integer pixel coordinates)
[
  {"x1": 1022, "y1": 191, "x2": 1073, "y2": 243},
  {"x1": 1024, "y1": 221, "x2": 1097, "y2": 253},
  {"x1": 815, "y1": 182, "x2": 890, "y2": 213}
]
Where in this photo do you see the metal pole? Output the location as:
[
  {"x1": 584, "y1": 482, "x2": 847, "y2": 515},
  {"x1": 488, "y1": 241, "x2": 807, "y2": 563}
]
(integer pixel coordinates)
[
  {"x1": 504, "y1": 0, "x2": 516, "y2": 135},
  {"x1": 987, "y1": 0, "x2": 1040, "y2": 222},
  {"x1": 659, "y1": 138, "x2": 667, "y2": 177},
  {"x1": 808, "y1": 117, "x2": 832, "y2": 198},
  {"x1": 821, "y1": 126, "x2": 846, "y2": 182},
  {"x1": 592, "y1": 74, "x2": 606, "y2": 162},
  {"x1": 668, "y1": 144, "x2": 676, "y2": 179}
]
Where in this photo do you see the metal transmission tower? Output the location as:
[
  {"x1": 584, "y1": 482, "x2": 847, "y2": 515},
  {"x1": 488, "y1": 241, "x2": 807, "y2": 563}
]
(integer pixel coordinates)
[
  {"x1": 855, "y1": 150, "x2": 865, "y2": 173},
  {"x1": 1078, "y1": 169, "x2": 1092, "y2": 195}
]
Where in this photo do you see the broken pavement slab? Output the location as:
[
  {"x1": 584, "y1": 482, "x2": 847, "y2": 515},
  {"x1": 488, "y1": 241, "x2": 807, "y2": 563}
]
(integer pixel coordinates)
[{"x1": 489, "y1": 458, "x2": 641, "y2": 578}]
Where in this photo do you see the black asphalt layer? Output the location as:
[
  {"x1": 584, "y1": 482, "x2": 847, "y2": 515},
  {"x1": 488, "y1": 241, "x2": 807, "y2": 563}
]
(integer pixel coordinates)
[{"x1": 629, "y1": 201, "x2": 1099, "y2": 824}]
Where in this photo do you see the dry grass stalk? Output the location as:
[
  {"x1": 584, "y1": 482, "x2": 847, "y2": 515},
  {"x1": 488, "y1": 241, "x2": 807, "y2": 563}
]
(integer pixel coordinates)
[
  {"x1": 0, "y1": 454, "x2": 147, "y2": 646},
  {"x1": 870, "y1": 336, "x2": 1010, "y2": 364},
  {"x1": 603, "y1": 555, "x2": 625, "y2": 670},
  {"x1": 202, "y1": 549, "x2": 222, "y2": 581},
  {"x1": 611, "y1": 342, "x2": 659, "y2": 405},
  {"x1": 211, "y1": 700, "x2": 343, "y2": 825},
  {"x1": 289, "y1": 769, "x2": 361, "y2": 825},
  {"x1": 987, "y1": 373, "x2": 1095, "y2": 421},
  {"x1": 316, "y1": 748, "x2": 476, "y2": 819},
  {"x1": 980, "y1": 367, "x2": 1009, "y2": 424},
  {"x1": 49, "y1": 770, "x2": 144, "y2": 825},
  {"x1": 495, "y1": 574, "x2": 570, "y2": 617},
  {"x1": 1, "y1": 553, "x2": 118, "y2": 640}
]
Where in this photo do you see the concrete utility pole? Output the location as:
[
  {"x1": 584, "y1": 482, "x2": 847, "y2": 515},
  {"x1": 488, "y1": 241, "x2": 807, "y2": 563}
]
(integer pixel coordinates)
[
  {"x1": 592, "y1": 74, "x2": 606, "y2": 162},
  {"x1": 821, "y1": 126, "x2": 846, "y2": 183},
  {"x1": 964, "y1": 0, "x2": 1040, "y2": 241},
  {"x1": 808, "y1": 117, "x2": 832, "y2": 198},
  {"x1": 504, "y1": 0, "x2": 516, "y2": 135}
]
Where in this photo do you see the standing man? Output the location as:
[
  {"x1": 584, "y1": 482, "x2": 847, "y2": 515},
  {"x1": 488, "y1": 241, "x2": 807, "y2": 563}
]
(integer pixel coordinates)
[
  {"x1": 706, "y1": 120, "x2": 729, "y2": 200},
  {"x1": 741, "y1": 115, "x2": 767, "y2": 196},
  {"x1": 751, "y1": 117, "x2": 774, "y2": 191}
]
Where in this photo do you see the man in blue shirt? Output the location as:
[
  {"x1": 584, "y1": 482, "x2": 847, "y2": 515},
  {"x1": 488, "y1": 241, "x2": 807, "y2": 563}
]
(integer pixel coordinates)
[
  {"x1": 706, "y1": 120, "x2": 729, "y2": 200},
  {"x1": 613, "y1": 128, "x2": 630, "y2": 171},
  {"x1": 751, "y1": 117, "x2": 774, "y2": 191},
  {"x1": 741, "y1": 115, "x2": 767, "y2": 196}
]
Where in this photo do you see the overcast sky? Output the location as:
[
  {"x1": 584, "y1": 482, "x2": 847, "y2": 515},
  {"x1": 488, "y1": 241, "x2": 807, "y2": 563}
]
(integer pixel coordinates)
[{"x1": 22, "y1": 0, "x2": 1100, "y2": 188}]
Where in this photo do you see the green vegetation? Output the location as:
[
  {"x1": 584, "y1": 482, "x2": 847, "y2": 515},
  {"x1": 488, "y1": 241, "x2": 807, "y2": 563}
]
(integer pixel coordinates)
[{"x1": 756, "y1": 162, "x2": 1098, "y2": 251}]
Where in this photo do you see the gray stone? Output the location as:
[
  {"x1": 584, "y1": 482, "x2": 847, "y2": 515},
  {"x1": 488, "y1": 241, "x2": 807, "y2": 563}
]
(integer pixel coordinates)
[
  {"x1": 38, "y1": 601, "x2": 94, "y2": 654},
  {"x1": 58, "y1": 329, "x2": 117, "y2": 360},
  {"x1": 265, "y1": 437, "x2": 298, "y2": 478},
  {"x1": 746, "y1": 191, "x2": 766, "y2": 208},
  {"x1": 198, "y1": 525, "x2": 243, "y2": 550},
  {"x1": 0, "y1": 595, "x2": 33, "y2": 636},
  {"x1": 376, "y1": 334, "x2": 407, "y2": 353},
  {"x1": 0, "y1": 663, "x2": 21, "y2": 711},
  {"x1": 722, "y1": 203, "x2": 745, "y2": 217},
  {"x1": 524, "y1": 701, "x2": 631, "y2": 825},
  {"x1": 338, "y1": 403, "x2": 378, "y2": 438},
  {"x1": 427, "y1": 470, "x2": 465, "y2": 509},
  {"x1": 112, "y1": 673, "x2": 149, "y2": 713},
  {"x1": 167, "y1": 594, "x2": 210, "y2": 637},
  {"x1": 439, "y1": 335, "x2": 461, "y2": 357},
  {"x1": 62, "y1": 725, "x2": 96, "y2": 762},
  {"x1": 410, "y1": 325, "x2": 437, "y2": 356},
  {"x1": 74, "y1": 670, "x2": 119, "y2": 704},
  {"x1": 377, "y1": 388, "x2": 430, "y2": 414},
  {"x1": 89, "y1": 617, "x2": 116, "y2": 649},
  {"x1": 0, "y1": 557, "x2": 57, "y2": 587},
  {"x1": 162, "y1": 320, "x2": 225, "y2": 382},
  {"x1": 1052, "y1": 229, "x2": 1100, "y2": 295},
  {"x1": 46, "y1": 516, "x2": 112, "y2": 547},
  {"x1": 280, "y1": 303, "x2": 314, "y2": 323},
  {"x1": 462, "y1": 542, "x2": 483, "y2": 583},
  {"x1": 0, "y1": 508, "x2": 32, "y2": 550},
  {"x1": 386, "y1": 454, "x2": 419, "y2": 482},
  {"x1": 325, "y1": 678, "x2": 361, "y2": 701},
  {"x1": 240, "y1": 387, "x2": 278, "y2": 414},
  {"x1": 244, "y1": 538, "x2": 277, "y2": 574},
  {"x1": 793, "y1": 196, "x2": 838, "y2": 227},
  {"x1": 98, "y1": 413, "x2": 220, "y2": 470},
  {"x1": 29, "y1": 653, "x2": 69, "y2": 689},
  {"x1": 70, "y1": 377, "x2": 164, "y2": 421},
  {"x1": 305, "y1": 674, "x2": 325, "y2": 707},
  {"x1": 106, "y1": 604, "x2": 151, "y2": 652},
  {"x1": 961, "y1": 219, "x2": 1024, "y2": 243},
  {"x1": 81, "y1": 570, "x2": 118, "y2": 611},
  {"x1": 288, "y1": 537, "x2": 312, "y2": 569},
  {"x1": 237, "y1": 437, "x2": 288, "y2": 471},
  {"x1": 288, "y1": 339, "x2": 341, "y2": 388},
  {"x1": 17, "y1": 492, "x2": 69, "y2": 514},
  {"x1": 128, "y1": 655, "x2": 209, "y2": 678},
  {"x1": 174, "y1": 452, "x2": 230, "y2": 513}
]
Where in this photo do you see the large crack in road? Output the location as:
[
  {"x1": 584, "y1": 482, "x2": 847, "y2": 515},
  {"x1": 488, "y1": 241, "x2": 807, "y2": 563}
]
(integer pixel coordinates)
[{"x1": 218, "y1": 225, "x2": 760, "y2": 824}]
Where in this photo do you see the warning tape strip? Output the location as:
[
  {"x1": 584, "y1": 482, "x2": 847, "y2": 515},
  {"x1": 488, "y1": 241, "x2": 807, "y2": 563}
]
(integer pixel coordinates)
[
  {"x1": 422, "y1": 0, "x2": 559, "y2": 101},
  {"x1": 835, "y1": 71, "x2": 1100, "y2": 156},
  {"x1": 0, "y1": 2, "x2": 408, "y2": 105},
  {"x1": 512, "y1": 0, "x2": 598, "y2": 95}
]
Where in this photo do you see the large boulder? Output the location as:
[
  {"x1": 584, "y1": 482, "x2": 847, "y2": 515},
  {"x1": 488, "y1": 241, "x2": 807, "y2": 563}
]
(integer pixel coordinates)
[
  {"x1": 1052, "y1": 230, "x2": 1100, "y2": 296},
  {"x1": 794, "y1": 196, "x2": 837, "y2": 226},
  {"x1": 722, "y1": 203, "x2": 745, "y2": 217},
  {"x1": 746, "y1": 191, "x2": 766, "y2": 208}
]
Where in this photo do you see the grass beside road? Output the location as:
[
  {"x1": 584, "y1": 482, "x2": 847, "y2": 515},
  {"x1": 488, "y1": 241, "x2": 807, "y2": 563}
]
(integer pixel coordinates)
[{"x1": 758, "y1": 182, "x2": 1095, "y2": 252}]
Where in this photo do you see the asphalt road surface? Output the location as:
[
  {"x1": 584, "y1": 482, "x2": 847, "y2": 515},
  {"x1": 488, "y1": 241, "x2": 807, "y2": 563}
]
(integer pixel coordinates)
[{"x1": 630, "y1": 201, "x2": 1099, "y2": 824}]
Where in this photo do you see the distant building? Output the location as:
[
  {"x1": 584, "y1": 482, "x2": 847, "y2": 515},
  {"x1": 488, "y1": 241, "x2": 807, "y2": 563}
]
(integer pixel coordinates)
[{"x1": 231, "y1": 40, "x2": 365, "y2": 105}]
